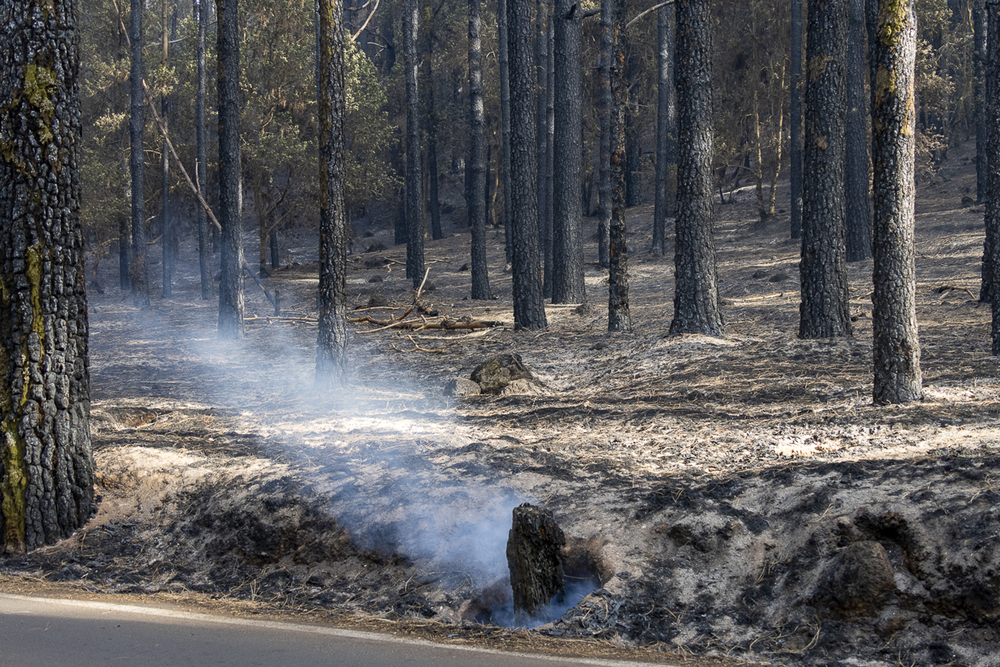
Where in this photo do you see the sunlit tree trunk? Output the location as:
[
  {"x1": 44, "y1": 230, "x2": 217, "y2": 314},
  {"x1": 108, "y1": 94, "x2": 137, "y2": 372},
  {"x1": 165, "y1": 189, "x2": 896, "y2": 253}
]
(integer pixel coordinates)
[
  {"x1": 217, "y1": 0, "x2": 245, "y2": 338},
  {"x1": 799, "y1": 0, "x2": 852, "y2": 339},
  {"x1": 872, "y1": 0, "x2": 921, "y2": 402},
  {"x1": 0, "y1": 0, "x2": 96, "y2": 553},
  {"x1": 670, "y1": 0, "x2": 723, "y2": 336},
  {"x1": 316, "y1": 0, "x2": 349, "y2": 388}
]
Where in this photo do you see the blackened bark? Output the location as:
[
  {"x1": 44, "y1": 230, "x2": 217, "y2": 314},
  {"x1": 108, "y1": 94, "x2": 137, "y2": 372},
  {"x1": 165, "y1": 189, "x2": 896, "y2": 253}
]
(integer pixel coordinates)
[
  {"x1": 669, "y1": 0, "x2": 723, "y2": 336},
  {"x1": 508, "y1": 0, "x2": 548, "y2": 330},
  {"x1": 499, "y1": 0, "x2": 514, "y2": 266},
  {"x1": 845, "y1": 0, "x2": 872, "y2": 263},
  {"x1": 790, "y1": 0, "x2": 804, "y2": 240},
  {"x1": 799, "y1": 0, "x2": 853, "y2": 339},
  {"x1": 652, "y1": 5, "x2": 676, "y2": 257},
  {"x1": 129, "y1": 0, "x2": 150, "y2": 307},
  {"x1": 552, "y1": 0, "x2": 586, "y2": 304},
  {"x1": 469, "y1": 0, "x2": 491, "y2": 299},
  {"x1": 506, "y1": 504, "x2": 565, "y2": 624},
  {"x1": 404, "y1": 0, "x2": 424, "y2": 287},
  {"x1": 607, "y1": 0, "x2": 631, "y2": 332},
  {"x1": 217, "y1": 0, "x2": 245, "y2": 339},
  {"x1": 0, "y1": 0, "x2": 95, "y2": 553},
  {"x1": 989, "y1": 0, "x2": 1000, "y2": 351},
  {"x1": 624, "y1": 48, "x2": 641, "y2": 208},
  {"x1": 537, "y1": 0, "x2": 552, "y2": 298},
  {"x1": 316, "y1": 0, "x2": 349, "y2": 388},
  {"x1": 596, "y1": 0, "x2": 612, "y2": 269},
  {"x1": 425, "y1": 26, "x2": 443, "y2": 241},
  {"x1": 116, "y1": 23, "x2": 130, "y2": 292},
  {"x1": 983, "y1": 4, "x2": 997, "y2": 303},
  {"x1": 161, "y1": 0, "x2": 174, "y2": 298},
  {"x1": 196, "y1": 0, "x2": 211, "y2": 300},
  {"x1": 872, "y1": 0, "x2": 922, "y2": 402},
  {"x1": 975, "y1": 0, "x2": 988, "y2": 204}
]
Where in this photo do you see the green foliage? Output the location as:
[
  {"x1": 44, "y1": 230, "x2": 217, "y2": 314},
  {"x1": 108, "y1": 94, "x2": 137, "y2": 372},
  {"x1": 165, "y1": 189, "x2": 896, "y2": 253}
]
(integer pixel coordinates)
[{"x1": 345, "y1": 38, "x2": 399, "y2": 210}]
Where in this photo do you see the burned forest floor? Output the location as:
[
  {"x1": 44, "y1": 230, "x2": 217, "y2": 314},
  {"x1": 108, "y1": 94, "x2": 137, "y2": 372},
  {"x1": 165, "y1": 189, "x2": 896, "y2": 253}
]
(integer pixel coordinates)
[{"x1": 4, "y1": 142, "x2": 1000, "y2": 667}]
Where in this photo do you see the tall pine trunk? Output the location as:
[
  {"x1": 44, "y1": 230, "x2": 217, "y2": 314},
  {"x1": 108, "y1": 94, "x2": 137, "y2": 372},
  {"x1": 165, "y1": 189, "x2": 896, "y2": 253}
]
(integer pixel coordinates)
[
  {"x1": 1, "y1": 0, "x2": 95, "y2": 553},
  {"x1": 499, "y1": 0, "x2": 513, "y2": 266},
  {"x1": 872, "y1": 0, "x2": 921, "y2": 402},
  {"x1": 607, "y1": 0, "x2": 631, "y2": 332},
  {"x1": 669, "y1": 0, "x2": 723, "y2": 336},
  {"x1": 652, "y1": 5, "x2": 676, "y2": 256},
  {"x1": 799, "y1": 0, "x2": 852, "y2": 339},
  {"x1": 975, "y1": 0, "x2": 988, "y2": 205},
  {"x1": 469, "y1": 0, "x2": 491, "y2": 299},
  {"x1": 130, "y1": 0, "x2": 150, "y2": 307},
  {"x1": 507, "y1": 0, "x2": 547, "y2": 329},
  {"x1": 845, "y1": 0, "x2": 872, "y2": 262},
  {"x1": 195, "y1": 0, "x2": 211, "y2": 300},
  {"x1": 161, "y1": 0, "x2": 174, "y2": 297},
  {"x1": 217, "y1": 0, "x2": 245, "y2": 339},
  {"x1": 425, "y1": 22, "x2": 443, "y2": 241},
  {"x1": 790, "y1": 0, "x2": 804, "y2": 240},
  {"x1": 316, "y1": 0, "x2": 349, "y2": 388},
  {"x1": 552, "y1": 0, "x2": 586, "y2": 304},
  {"x1": 596, "y1": 0, "x2": 612, "y2": 269},
  {"x1": 404, "y1": 0, "x2": 424, "y2": 287}
]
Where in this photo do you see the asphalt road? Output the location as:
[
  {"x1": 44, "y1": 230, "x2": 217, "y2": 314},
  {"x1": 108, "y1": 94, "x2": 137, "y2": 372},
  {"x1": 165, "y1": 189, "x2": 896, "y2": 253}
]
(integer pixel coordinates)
[{"x1": 0, "y1": 594, "x2": 671, "y2": 667}]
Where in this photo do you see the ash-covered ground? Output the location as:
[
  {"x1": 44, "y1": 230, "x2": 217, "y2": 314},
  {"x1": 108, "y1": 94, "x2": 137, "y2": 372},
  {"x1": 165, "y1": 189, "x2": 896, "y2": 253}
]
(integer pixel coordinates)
[{"x1": 3, "y1": 143, "x2": 1000, "y2": 667}]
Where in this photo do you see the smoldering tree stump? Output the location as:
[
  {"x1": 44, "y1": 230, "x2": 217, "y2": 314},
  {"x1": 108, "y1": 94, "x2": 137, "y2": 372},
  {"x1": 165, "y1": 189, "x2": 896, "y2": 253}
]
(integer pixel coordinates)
[{"x1": 506, "y1": 503, "x2": 565, "y2": 622}]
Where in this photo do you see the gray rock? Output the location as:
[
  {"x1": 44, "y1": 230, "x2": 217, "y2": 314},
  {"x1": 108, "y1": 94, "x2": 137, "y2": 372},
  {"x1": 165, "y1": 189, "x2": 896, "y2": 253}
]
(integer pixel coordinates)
[{"x1": 444, "y1": 378, "x2": 481, "y2": 397}]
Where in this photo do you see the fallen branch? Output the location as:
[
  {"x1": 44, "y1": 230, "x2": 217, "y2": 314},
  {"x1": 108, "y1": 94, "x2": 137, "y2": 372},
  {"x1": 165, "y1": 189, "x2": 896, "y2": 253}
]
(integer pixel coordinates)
[{"x1": 393, "y1": 335, "x2": 446, "y2": 354}]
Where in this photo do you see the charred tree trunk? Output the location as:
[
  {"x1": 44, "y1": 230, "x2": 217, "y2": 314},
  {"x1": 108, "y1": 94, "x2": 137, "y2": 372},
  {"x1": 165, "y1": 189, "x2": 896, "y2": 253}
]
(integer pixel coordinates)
[
  {"x1": 975, "y1": 0, "x2": 988, "y2": 205},
  {"x1": 316, "y1": 0, "x2": 349, "y2": 388},
  {"x1": 551, "y1": 0, "x2": 586, "y2": 304},
  {"x1": 425, "y1": 24, "x2": 443, "y2": 241},
  {"x1": 469, "y1": 0, "x2": 491, "y2": 299},
  {"x1": 983, "y1": 4, "x2": 997, "y2": 303},
  {"x1": 607, "y1": 0, "x2": 631, "y2": 332},
  {"x1": 537, "y1": 0, "x2": 552, "y2": 298},
  {"x1": 790, "y1": 0, "x2": 804, "y2": 240},
  {"x1": 508, "y1": 0, "x2": 548, "y2": 330},
  {"x1": 217, "y1": 0, "x2": 245, "y2": 339},
  {"x1": 872, "y1": 0, "x2": 921, "y2": 402},
  {"x1": 129, "y1": 0, "x2": 150, "y2": 307},
  {"x1": 799, "y1": 0, "x2": 853, "y2": 339},
  {"x1": 404, "y1": 0, "x2": 424, "y2": 287},
  {"x1": 161, "y1": 0, "x2": 174, "y2": 298},
  {"x1": 1, "y1": 0, "x2": 96, "y2": 553},
  {"x1": 652, "y1": 4, "x2": 676, "y2": 256},
  {"x1": 669, "y1": 0, "x2": 723, "y2": 336},
  {"x1": 624, "y1": 47, "x2": 641, "y2": 208},
  {"x1": 596, "y1": 0, "x2": 612, "y2": 269},
  {"x1": 499, "y1": 0, "x2": 514, "y2": 266},
  {"x1": 506, "y1": 504, "x2": 565, "y2": 624},
  {"x1": 195, "y1": 0, "x2": 212, "y2": 300},
  {"x1": 845, "y1": 0, "x2": 872, "y2": 263}
]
